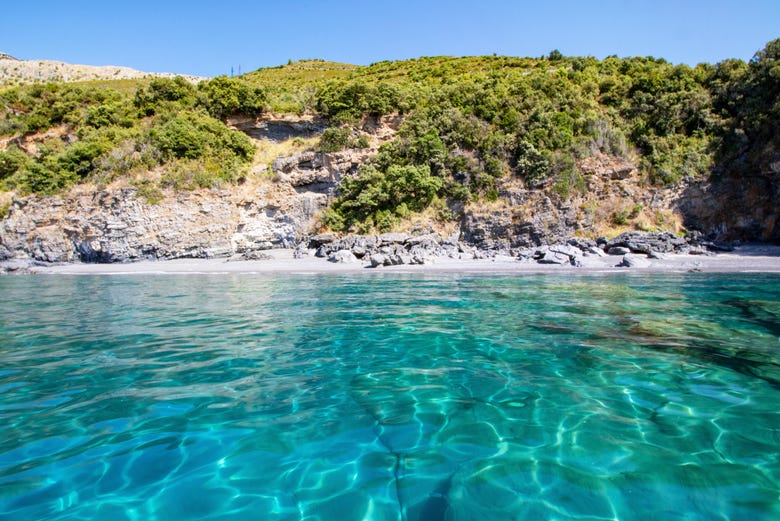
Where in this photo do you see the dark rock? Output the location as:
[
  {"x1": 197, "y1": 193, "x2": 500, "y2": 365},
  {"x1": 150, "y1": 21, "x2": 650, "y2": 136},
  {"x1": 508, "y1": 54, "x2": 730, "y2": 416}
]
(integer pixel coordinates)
[
  {"x1": 688, "y1": 246, "x2": 714, "y2": 256},
  {"x1": 235, "y1": 117, "x2": 326, "y2": 143},
  {"x1": 75, "y1": 240, "x2": 119, "y2": 263},
  {"x1": 606, "y1": 231, "x2": 690, "y2": 254},
  {"x1": 406, "y1": 233, "x2": 440, "y2": 246},
  {"x1": 607, "y1": 164, "x2": 635, "y2": 180},
  {"x1": 387, "y1": 254, "x2": 406, "y2": 265},
  {"x1": 567, "y1": 237, "x2": 597, "y2": 252},
  {"x1": 441, "y1": 234, "x2": 460, "y2": 246},
  {"x1": 686, "y1": 230, "x2": 704, "y2": 245},
  {"x1": 407, "y1": 244, "x2": 429, "y2": 257},
  {"x1": 378, "y1": 232, "x2": 410, "y2": 245},
  {"x1": 607, "y1": 246, "x2": 631, "y2": 255},
  {"x1": 272, "y1": 151, "x2": 324, "y2": 174},
  {"x1": 309, "y1": 234, "x2": 337, "y2": 248},
  {"x1": 293, "y1": 243, "x2": 309, "y2": 258}
]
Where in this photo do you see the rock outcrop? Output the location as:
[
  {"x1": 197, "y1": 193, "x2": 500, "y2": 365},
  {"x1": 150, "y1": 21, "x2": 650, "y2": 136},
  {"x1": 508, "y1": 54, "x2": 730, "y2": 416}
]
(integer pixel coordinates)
[
  {"x1": 604, "y1": 231, "x2": 692, "y2": 254},
  {"x1": 461, "y1": 195, "x2": 579, "y2": 251},
  {"x1": 459, "y1": 152, "x2": 690, "y2": 250},
  {"x1": 677, "y1": 173, "x2": 780, "y2": 244},
  {"x1": 0, "y1": 185, "x2": 320, "y2": 263},
  {"x1": 515, "y1": 232, "x2": 709, "y2": 269},
  {"x1": 230, "y1": 115, "x2": 327, "y2": 143},
  {"x1": 310, "y1": 232, "x2": 466, "y2": 267}
]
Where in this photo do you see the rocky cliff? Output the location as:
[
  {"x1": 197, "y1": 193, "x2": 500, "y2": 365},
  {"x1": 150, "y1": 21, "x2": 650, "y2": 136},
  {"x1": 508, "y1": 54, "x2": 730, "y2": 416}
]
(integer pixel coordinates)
[
  {"x1": 0, "y1": 113, "x2": 776, "y2": 264},
  {"x1": 0, "y1": 143, "x2": 376, "y2": 263}
]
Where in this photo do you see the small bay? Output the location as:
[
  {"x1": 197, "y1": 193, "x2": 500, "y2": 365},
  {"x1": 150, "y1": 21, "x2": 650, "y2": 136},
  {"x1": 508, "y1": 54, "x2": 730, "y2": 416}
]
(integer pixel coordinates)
[{"x1": 0, "y1": 273, "x2": 779, "y2": 520}]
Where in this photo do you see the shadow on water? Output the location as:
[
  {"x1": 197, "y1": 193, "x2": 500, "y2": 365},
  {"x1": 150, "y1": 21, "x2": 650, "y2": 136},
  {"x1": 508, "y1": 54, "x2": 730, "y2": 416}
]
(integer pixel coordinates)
[
  {"x1": 405, "y1": 472, "x2": 454, "y2": 521},
  {"x1": 626, "y1": 325, "x2": 780, "y2": 390},
  {"x1": 724, "y1": 298, "x2": 780, "y2": 337},
  {"x1": 348, "y1": 371, "x2": 463, "y2": 520}
]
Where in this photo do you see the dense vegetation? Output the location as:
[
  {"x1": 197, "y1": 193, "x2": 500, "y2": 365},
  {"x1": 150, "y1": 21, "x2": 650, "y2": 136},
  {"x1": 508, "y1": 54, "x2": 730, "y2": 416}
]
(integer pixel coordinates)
[
  {"x1": 1, "y1": 40, "x2": 778, "y2": 231},
  {"x1": 308, "y1": 42, "x2": 779, "y2": 231},
  {"x1": 0, "y1": 76, "x2": 261, "y2": 196}
]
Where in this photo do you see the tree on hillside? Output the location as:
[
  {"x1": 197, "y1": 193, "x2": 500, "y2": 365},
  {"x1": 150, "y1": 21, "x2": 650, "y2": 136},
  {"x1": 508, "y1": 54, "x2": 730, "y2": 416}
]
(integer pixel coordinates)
[{"x1": 197, "y1": 76, "x2": 267, "y2": 119}]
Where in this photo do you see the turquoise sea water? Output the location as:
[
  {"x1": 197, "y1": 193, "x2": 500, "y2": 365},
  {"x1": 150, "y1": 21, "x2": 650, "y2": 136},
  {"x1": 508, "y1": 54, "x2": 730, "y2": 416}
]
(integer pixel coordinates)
[{"x1": 0, "y1": 273, "x2": 779, "y2": 521}]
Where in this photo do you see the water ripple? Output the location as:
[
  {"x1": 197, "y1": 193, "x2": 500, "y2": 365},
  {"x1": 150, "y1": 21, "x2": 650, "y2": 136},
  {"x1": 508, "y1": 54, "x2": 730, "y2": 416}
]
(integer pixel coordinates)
[{"x1": 1, "y1": 273, "x2": 779, "y2": 520}]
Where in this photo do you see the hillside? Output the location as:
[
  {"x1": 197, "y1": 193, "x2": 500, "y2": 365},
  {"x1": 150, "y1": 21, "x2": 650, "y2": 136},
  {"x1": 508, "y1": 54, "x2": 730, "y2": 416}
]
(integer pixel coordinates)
[
  {"x1": 0, "y1": 40, "x2": 779, "y2": 263},
  {"x1": 0, "y1": 53, "x2": 203, "y2": 85}
]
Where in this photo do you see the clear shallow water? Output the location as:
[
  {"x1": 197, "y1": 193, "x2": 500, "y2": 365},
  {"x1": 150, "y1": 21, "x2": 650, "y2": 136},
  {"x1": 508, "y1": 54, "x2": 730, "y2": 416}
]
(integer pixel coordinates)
[{"x1": 0, "y1": 273, "x2": 779, "y2": 521}]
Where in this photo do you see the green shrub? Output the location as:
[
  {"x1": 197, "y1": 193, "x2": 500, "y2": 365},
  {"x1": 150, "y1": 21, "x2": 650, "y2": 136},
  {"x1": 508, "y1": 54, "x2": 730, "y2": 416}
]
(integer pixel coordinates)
[
  {"x1": 316, "y1": 81, "x2": 402, "y2": 122},
  {"x1": 149, "y1": 113, "x2": 254, "y2": 162},
  {"x1": 318, "y1": 127, "x2": 351, "y2": 152},
  {"x1": 327, "y1": 163, "x2": 442, "y2": 231},
  {"x1": 133, "y1": 77, "x2": 197, "y2": 116},
  {"x1": 318, "y1": 127, "x2": 371, "y2": 152},
  {"x1": 131, "y1": 179, "x2": 164, "y2": 204},
  {"x1": 150, "y1": 116, "x2": 208, "y2": 159},
  {"x1": 514, "y1": 140, "x2": 550, "y2": 185},
  {"x1": 197, "y1": 76, "x2": 266, "y2": 119},
  {"x1": 612, "y1": 209, "x2": 630, "y2": 225},
  {"x1": 0, "y1": 146, "x2": 29, "y2": 180}
]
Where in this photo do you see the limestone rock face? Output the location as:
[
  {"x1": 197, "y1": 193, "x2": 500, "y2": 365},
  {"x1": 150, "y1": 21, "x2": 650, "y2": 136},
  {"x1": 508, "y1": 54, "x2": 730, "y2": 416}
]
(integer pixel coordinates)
[
  {"x1": 0, "y1": 186, "x2": 319, "y2": 263},
  {"x1": 272, "y1": 149, "x2": 374, "y2": 192},
  {"x1": 231, "y1": 115, "x2": 326, "y2": 143}
]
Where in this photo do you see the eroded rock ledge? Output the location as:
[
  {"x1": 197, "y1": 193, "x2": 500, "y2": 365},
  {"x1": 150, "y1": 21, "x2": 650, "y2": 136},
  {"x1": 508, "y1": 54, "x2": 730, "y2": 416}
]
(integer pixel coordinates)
[{"x1": 305, "y1": 230, "x2": 717, "y2": 270}]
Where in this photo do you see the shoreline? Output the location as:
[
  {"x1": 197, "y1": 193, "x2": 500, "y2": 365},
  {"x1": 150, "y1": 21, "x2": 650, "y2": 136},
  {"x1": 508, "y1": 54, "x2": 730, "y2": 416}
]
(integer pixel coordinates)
[{"x1": 5, "y1": 244, "x2": 780, "y2": 275}]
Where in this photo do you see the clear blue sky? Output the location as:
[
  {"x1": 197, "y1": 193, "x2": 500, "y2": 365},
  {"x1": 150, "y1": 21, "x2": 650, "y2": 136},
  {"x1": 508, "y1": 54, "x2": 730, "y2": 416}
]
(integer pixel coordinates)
[{"x1": 2, "y1": 0, "x2": 778, "y2": 77}]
